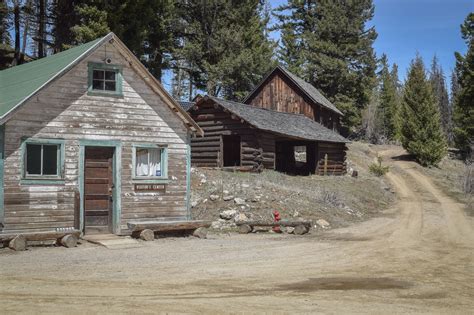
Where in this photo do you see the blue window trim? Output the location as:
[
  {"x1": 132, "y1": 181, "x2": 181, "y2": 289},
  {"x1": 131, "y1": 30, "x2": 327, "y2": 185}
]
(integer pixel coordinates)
[
  {"x1": 87, "y1": 62, "x2": 123, "y2": 97},
  {"x1": 132, "y1": 144, "x2": 168, "y2": 184},
  {"x1": 20, "y1": 138, "x2": 66, "y2": 185}
]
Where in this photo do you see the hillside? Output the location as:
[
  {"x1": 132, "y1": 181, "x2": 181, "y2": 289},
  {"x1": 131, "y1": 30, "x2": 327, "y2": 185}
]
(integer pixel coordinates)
[{"x1": 190, "y1": 142, "x2": 395, "y2": 231}]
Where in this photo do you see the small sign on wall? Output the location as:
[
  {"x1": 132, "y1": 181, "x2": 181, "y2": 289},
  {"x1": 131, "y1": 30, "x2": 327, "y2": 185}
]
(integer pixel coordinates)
[{"x1": 134, "y1": 184, "x2": 166, "y2": 191}]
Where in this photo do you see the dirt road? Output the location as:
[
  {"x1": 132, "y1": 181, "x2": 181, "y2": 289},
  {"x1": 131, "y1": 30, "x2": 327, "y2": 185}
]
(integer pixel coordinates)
[{"x1": 1, "y1": 149, "x2": 473, "y2": 314}]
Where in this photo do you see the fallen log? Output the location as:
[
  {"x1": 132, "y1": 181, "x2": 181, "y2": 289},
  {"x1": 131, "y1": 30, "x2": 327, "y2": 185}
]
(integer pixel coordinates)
[
  {"x1": 235, "y1": 220, "x2": 312, "y2": 228},
  {"x1": 127, "y1": 220, "x2": 211, "y2": 233},
  {"x1": 139, "y1": 229, "x2": 155, "y2": 241},
  {"x1": 0, "y1": 230, "x2": 81, "y2": 243},
  {"x1": 9, "y1": 235, "x2": 27, "y2": 251},
  {"x1": 59, "y1": 234, "x2": 78, "y2": 248}
]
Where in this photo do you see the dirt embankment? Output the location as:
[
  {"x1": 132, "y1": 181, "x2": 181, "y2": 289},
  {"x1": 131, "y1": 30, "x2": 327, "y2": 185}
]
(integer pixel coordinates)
[{"x1": 190, "y1": 142, "x2": 395, "y2": 230}]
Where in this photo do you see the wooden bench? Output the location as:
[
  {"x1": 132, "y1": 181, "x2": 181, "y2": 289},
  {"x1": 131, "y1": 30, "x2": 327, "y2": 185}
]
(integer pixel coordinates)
[
  {"x1": 236, "y1": 220, "x2": 312, "y2": 235},
  {"x1": 0, "y1": 230, "x2": 81, "y2": 251},
  {"x1": 127, "y1": 220, "x2": 212, "y2": 241}
]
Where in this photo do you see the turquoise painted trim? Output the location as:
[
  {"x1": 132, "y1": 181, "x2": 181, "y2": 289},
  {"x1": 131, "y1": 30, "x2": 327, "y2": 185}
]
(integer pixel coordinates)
[
  {"x1": 78, "y1": 145, "x2": 85, "y2": 232},
  {"x1": 78, "y1": 140, "x2": 122, "y2": 234},
  {"x1": 20, "y1": 138, "x2": 65, "y2": 182},
  {"x1": 20, "y1": 179, "x2": 65, "y2": 185},
  {"x1": 0, "y1": 125, "x2": 4, "y2": 226},
  {"x1": 87, "y1": 62, "x2": 123, "y2": 97},
  {"x1": 131, "y1": 144, "x2": 168, "y2": 180},
  {"x1": 131, "y1": 179, "x2": 169, "y2": 184},
  {"x1": 186, "y1": 136, "x2": 191, "y2": 220}
]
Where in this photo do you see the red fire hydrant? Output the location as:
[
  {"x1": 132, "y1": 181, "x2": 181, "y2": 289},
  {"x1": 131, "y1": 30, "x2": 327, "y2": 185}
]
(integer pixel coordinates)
[{"x1": 272, "y1": 210, "x2": 282, "y2": 233}]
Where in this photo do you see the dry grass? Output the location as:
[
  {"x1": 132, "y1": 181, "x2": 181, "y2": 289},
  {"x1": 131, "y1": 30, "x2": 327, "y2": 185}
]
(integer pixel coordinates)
[{"x1": 190, "y1": 142, "x2": 395, "y2": 229}]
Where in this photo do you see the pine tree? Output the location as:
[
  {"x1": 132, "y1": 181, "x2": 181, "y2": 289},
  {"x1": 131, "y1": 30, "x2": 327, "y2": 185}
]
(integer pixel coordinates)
[
  {"x1": 51, "y1": 0, "x2": 80, "y2": 52},
  {"x1": 376, "y1": 54, "x2": 399, "y2": 141},
  {"x1": 70, "y1": 3, "x2": 109, "y2": 44},
  {"x1": 400, "y1": 55, "x2": 447, "y2": 166},
  {"x1": 177, "y1": 0, "x2": 276, "y2": 100},
  {"x1": 0, "y1": 0, "x2": 14, "y2": 69},
  {"x1": 390, "y1": 63, "x2": 402, "y2": 140},
  {"x1": 275, "y1": 0, "x2": 378, "y2": 135},
  {"x1": 429, "y1": 55, "x2": 451, "y2": 142},
  {"x1": 452, "y1": 13, "x2": 474, "y2": 157}
]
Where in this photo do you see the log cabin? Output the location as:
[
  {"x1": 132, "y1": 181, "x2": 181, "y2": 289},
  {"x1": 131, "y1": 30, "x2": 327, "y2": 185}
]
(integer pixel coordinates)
[
  {"x1": 0, "y1": 33, "x2": 203, "y2": 236},
  {"x1": 184, "y1": 96, "x2": 348, "y2": 175}
]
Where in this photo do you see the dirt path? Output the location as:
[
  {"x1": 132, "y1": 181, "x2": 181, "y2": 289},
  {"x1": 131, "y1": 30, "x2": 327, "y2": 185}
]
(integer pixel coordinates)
[{"x1": 0, "y1": 148, "x2": 473, "y2": 314}]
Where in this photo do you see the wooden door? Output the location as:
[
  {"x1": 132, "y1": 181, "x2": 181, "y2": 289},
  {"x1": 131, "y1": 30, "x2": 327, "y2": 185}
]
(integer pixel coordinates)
[{"x1": 84, "y1": 147, "x2": 114, "y2": 234}]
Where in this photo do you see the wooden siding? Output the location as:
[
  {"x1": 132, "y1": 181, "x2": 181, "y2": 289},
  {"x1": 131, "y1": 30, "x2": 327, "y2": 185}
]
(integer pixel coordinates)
[
  {"x1": 316, "y1": 142, "x2": 347, "y2": 176},
  {"x1": 245, "y1": 71, "x2": 340, "y2": 131},
  {"x1": 2, "y1": 42, "x2": 189, "y2": 234}
]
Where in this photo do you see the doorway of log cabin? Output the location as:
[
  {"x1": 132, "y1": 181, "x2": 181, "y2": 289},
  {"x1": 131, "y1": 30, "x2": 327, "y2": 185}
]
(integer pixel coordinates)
[
  {"x1": 222, "y1": 135, "x2": 241, "y2": 167},
  {"x1": 83, "y1": 147, "x2": 115, "y2": 234}
]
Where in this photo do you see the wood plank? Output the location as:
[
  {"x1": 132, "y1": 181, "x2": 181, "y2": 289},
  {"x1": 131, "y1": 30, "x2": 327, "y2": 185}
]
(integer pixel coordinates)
[{"x1": 127, "y1": 220, "x2": 211, "y2": 232}]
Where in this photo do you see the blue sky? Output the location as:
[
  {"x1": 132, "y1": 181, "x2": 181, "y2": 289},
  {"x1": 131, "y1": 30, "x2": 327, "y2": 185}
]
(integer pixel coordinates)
[{"x1": 267, "y1": 0, "x2": 473, "y2": 85}]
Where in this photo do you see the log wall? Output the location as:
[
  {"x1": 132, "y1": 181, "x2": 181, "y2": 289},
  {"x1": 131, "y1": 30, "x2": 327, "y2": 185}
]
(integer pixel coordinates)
[
  {"x1": 2, "y1": 42, "x2": 190, "y2": 234},
  {"x1": 316, "y1": 142, "x2": 348, "y2": 176},
  {"x1": 189, "y1": 101, "x2": 266, "y2": 171}
]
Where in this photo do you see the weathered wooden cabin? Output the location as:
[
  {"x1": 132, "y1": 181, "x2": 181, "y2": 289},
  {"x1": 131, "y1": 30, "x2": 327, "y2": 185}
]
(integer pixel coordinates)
[
  {"x1": 186, "y1": 96, "x2": 348, "y2": 175},
  {"x1": 0, "y1": 33, "x2": 203, "y2": 235},
  {"x1": 243, "y1": 66, "x2": 343, "y2": 132}
]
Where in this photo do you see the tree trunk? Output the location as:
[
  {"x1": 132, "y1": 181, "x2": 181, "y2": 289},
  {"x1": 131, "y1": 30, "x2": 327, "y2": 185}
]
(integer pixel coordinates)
[
  {"x1": 37, "y1": 0, "x2": 45, "y2": 58},
  {"x1": 13, "y1": 1, "x2": 20, "y2": 65},
  {"x1": 22, "y1": 0, "x2": 32, "y2": 55}
]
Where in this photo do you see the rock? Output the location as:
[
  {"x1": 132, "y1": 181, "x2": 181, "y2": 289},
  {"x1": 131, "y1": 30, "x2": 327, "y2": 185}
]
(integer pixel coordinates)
[
  {"x1": 9, "y1": 234, "x2": 27, "y2": 251},
  {"x1": 234, "y1": 197, "x2": 245, "y2": 205},
  {"x1": 211, "y1": 221, "x2": 223, "y2": 229},
  {"x1": 193, "y1": 227, "x2": 208, "y2": 239},
  {"x1": 223, "y1": 190, "x2": 230, "y2": 195},
  {"x1": 293, "y1": 210, "x2": 299, "y2": 217},
  {"x1": 139, "y1": 229, "x2": 155, "y2": 241},
  {"x1": 234, "y1": 213, "x2": 248, "y2": 222},
  {"x1": 285, "y1": 227, "x2": 295, "y2": 234},
  {"x1": 251, "y1": 196, "x2": 260, "y2": 202},
  {"x1": 200, "y1": 178, "x2": 207, "y2": 185},
  {"x1": 352, "y1": 170, "x2": 358, "y2": 177},
  {"x1": 220, "y1": 209, "x2": 238, "y2": 220},
  {"x1": 238, "y1": 224, "x2": 252, "y2": 234},
  {"x1": 294, "y1": 225, "x2": 309, "y2": 235},
  {"x1": 223, "y1": 195, "x2": 234, "y2": 201},
  {"x1": 191, "y1": 201, "x2": 198, "y2": 208},
  {"x1": 242, "y1": 183, "x2": 250, "y2": 188},
  {"x1": 316, "y1": 219, "x2": 330, "y2": 229},
  {"x1": 209, "y1": 194, "x2": 219, "y2": 201}
]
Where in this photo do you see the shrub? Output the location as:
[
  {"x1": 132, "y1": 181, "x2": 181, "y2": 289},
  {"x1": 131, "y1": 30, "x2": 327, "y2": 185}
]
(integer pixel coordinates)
[{"x1": 369, "y1": 155, "x2": 390, "y2": 177}]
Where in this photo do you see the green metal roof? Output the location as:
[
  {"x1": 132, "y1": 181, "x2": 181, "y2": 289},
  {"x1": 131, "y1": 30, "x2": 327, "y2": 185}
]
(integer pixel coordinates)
[{"x1": 0, "y1": 36, "x2": 106, "y2": 121}]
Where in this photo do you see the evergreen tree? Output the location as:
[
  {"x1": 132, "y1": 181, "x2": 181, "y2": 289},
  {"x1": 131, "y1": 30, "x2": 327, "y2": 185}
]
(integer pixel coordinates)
[
  {"x1": 376, "y1": 54, "x2": 399, "y2": 141},
  {"x1": 51, "y1": 0, "x2": 81, "y2": 52},
  {"x1": 390, "y1": 63, "x2": 402, "y2": 140},
  {"x1": 177, "y1": 0, "x2": 276, "y2": 100},
  {"x1": 0, "y1": 0, "x2": 14, "y2": 69},
  {"x1": 452, "y1": 13, "x2": 474, "y2": 157},
  {"x1": 400, "y1": 55, "x2": 447, "y2": 166},
  {"x1": 70, "y1": 3, "x2": 109, "y2": 44},
  {"x1": 429, "y1": 55, "x2": 451, "y2": 142},
  {"x1": 275, "y1": 0, "x2": 378, "y2": 135}
]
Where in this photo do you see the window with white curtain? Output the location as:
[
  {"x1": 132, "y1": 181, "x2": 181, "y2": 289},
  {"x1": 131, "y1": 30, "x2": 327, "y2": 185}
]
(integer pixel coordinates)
[{"x1": 135, "y1": 148, "x2": 163, "y2": 177}]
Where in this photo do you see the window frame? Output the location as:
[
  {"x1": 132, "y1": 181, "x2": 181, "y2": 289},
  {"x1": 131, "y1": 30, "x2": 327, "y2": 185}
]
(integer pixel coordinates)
[
  {"x1": 131, "y1": 144, "x2": 168, "y2": 183},
  {"x1": 87, "y1": 62, "x2": 123, "y2": 97},
  {"x1": 21, "y1": 138, "x2": 65, "y2": 184}
]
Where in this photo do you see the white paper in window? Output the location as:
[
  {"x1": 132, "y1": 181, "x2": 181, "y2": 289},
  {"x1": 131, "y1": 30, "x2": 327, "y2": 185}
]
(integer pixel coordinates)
[
  {"x1": 136, "y1": 149, "x2": 149, "y2": 176},
  {"x1": 149, "y1": 148, "x2": 162, "y2": 177}
]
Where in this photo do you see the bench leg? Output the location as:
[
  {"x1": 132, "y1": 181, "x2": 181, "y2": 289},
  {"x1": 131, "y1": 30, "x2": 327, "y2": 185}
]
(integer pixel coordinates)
[
  {"x1": 139, "y1": 229, "x2": 155, "y2": 241},
  {"x1": 192, "y1": 227, "x2": 208, "y2": 239},
  {"x1": 9, "y1": 235, "x2": 27, "y2": 251}
]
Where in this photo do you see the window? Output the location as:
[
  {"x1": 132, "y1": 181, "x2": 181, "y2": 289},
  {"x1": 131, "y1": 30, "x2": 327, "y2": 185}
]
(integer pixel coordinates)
[
  {"x1": 22, "y1": 140, "x2": 64, "y2": 180},
  {"x1": 134, "y1": 147, "x2": 166, "y2": 178},
  {"x1": 92, "y1": 69, "x2": 117, "y2": 92},
  {"x1": 87, "y1": 63, "x2": 123, "y2": 96}
]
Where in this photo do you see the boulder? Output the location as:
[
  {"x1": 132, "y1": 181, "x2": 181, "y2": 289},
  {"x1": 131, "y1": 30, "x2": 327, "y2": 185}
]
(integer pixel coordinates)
[
  {"x1": 211, "y1": 221, "x2": 223, "y2": 229},
  {"x1": 316, "y1": 219, "x2": 330, "y2": 229},
  {"x1": 220, "y1": 209, "x2": 238, "y2": 220},
  {"x1": 234, "y1": 197, "x2": 245, "y2": 205},
  {"x1": 223, "y1": 195, "x2": 234, "y2": 201},
  {"x1": 234, "y1": 213, "x2": 248, "y2": 222},
  {"x1": 285, "y1": 227, "x2": 295, "y2": 234},
  {"x1": 193, "y1": 227, "x2": 208, "y2": 239},
  {"x1": 209, "y1": 194, "x2": 219, "y2": 201}
]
